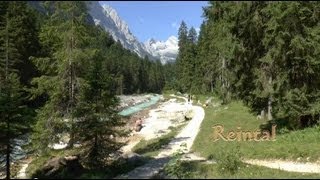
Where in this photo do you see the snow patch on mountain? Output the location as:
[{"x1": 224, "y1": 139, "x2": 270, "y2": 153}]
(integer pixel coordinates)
[
  {"x1": 144, "y1": 36, "x2": 178, "y2": 64},
  {"x1": 87, "y1": 1, "x2": 178, "y2": 64},
  {"x1": 27, "y1": 1, "x2": 178, "y2": 64}
]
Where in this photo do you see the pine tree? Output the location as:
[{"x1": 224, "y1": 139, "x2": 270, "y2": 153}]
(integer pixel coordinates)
[
  {"x1": 258, "y1": 2, "x2": 320, "y2": 126},
  {"x1": 176, "y1": 21, "x2": 188, "y2": 92},
  {"x1": 0, "y1": 2, "x2": 30, "y2": 179},
  {"x1": 31, "y1": 1, "x2": 92, "y2": 152},
  {"x1": 196, "y1": 22, "x2": 215, "y2": 93},
  {"x1": 178, "y1": 21, "x2": 188, "y2": 52},
  {"x1": 74, "y1": 48, "x2": 125, "y2": 167},
  {"x1": 200, "y1": 1, "x2": 320, "y2": 127}
]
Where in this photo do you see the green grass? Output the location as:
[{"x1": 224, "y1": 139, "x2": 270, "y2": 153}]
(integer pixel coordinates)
[
  {"x1": 192, "y1": 98, "x2": 320, "y2": 163},
  {"x1": 167, "y1": 161, "x2": 320, "y2": 179},
  {"x1": 132, "y1": 124, "x2": 186, "y2": 157}
]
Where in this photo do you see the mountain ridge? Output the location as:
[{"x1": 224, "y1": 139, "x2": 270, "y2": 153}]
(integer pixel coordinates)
[
  {"x1": 87, "y1": 2, "x2": 178, "y2": 64},
  {"x1": 27, "y1": 1, "x2": 178, "y2": 64}
]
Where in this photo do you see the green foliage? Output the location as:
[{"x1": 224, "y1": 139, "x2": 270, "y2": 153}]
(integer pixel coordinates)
[
  {"x1": 170, "y1": 1, "x2": 320, "y2": 129},
  {"x1": 175, "y1": 21, "x2": 200, "y2": 94},
  {"x1": 216, "y1": 146, "x2": 242, "y2": 175},
  {"x1": 132, "y1": 124, "x2": 184, "y2": 157},
  {"x1": 165, "y1": 161, "x2": 320, "y2": 179},
  {"x1": 30, "y1": 1, "x2": 92, "y2": 151},
  {"x1": 74, "y1": 47, "x2": 126, "y2": 167},
  {"x1": 26, "y1": 1, "x2": 165, "y2": 175},
  {"x1": 164, "y1": 149, "x2": 191, "y2": 179},
  {"x1": 104, "y1": 41, "x2": 165, "y2": 95},
  {"x1": 0, "y1": 2, "x2": 36, "y2": 178}
]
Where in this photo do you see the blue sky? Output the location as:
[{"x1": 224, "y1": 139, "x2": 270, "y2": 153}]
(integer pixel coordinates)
[{"x1": 99, "y1": 1, "x2": 208, "y2": 42}]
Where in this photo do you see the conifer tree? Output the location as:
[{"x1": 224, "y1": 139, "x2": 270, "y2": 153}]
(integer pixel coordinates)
[
  {"x1": 31, "y1": 1, "x2": 92, "y2": 151},
  {"x1": 0, "y1": 2, "x2": 30, "y2": 179},
  {"x1": 74, "y1": 48, "x2": 125, "y2": 167},
  {"x1": 176, "y1": 21, "x2": 188, "y2": 92}
]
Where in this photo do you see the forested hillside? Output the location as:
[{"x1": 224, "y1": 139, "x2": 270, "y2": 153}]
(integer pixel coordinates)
[
  {"x1": 0, "y1": 1, "x2": 164, "y2": 178},
  {"x1": 1, "y1": 1, "x2": 320, "y2": 179},
  {"x1": 169, "y1": 1, "x2": 320, "y2": 130}
]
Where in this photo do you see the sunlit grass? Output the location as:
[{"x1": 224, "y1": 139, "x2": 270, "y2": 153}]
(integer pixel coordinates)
[{"x1": 192, "y1": 97, "x2": 320, "y2": 162}]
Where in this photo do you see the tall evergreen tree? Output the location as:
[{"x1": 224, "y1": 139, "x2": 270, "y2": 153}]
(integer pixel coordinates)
[
  {"x1": 176, "y1": 21, "x2": 188, "y2": 92},
  {"x1": 31, "y1": 1, "x2": 92, "y2": 152},
  {"x1": 0, "y1": 2, "x2": 30, "y2": 179},
  {"x1": 74, "y1": 48, "x2": 125, "y2": 167},
  {"x1": 196, "y1": 1, "x2": 320, "y2": 128}
]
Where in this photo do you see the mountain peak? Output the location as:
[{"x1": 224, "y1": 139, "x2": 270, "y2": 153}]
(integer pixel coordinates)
[
  {"x1": 101, "y1": 4, "x2": 131, "y2": 37},
  {"x1": 87, "y1": 2, "x2": 149, "y2": 58},
  {"x1": 144, "y1": 36, "x2": 178, "y2": 64},
  {"x1": 87, "y1": 2, "x2": 177, "y2": 64}
]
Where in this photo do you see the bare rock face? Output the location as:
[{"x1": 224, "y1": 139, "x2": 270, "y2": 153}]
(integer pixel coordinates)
[
  {"x1": 35, "y1": 155, "x2": 83, "y2": 178},
  {"x1": 86, "y1": 2, "x2": 178, "y2": 64}
]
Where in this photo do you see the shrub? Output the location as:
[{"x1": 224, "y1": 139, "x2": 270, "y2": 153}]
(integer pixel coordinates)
[
  {"x1": 216, "y1": 146, "x2": 242, "y2": 175},
  {"x1": 164, "y1": 149, "x2": 190, "y2": 178}
]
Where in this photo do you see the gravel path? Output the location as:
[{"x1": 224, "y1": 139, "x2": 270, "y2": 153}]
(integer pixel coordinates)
[
  {"x1": 120, "y1": 96, "x2": 191, "y2": 154},
  {"x1": 116, "y1": 96, "x2": 205, "y2": 179},
  {"x1": 243, "y1": 159, "x2": 320, "y2": 173},
  {"x1": 118, "y1": 94, "x2": 320, "y2": 177},
  {"x1": 156, "y1": 105, "x2": 204, "y2": 158},
  {"x1": 16, "y1": 158, "x2": 32, "y2": 179}
]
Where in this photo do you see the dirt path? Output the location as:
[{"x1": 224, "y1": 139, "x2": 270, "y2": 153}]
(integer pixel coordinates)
[
  {"x1": 116, "y1": 95, "x2": 205, "y2": 179},
  {"x1": 16, "y1": 158, "x2": 32, "y2": 179},
  {"x1": 243, "y1": 159, "x2": 320, "y2": 173},
  {"x1": 156, "y1": 105, "x2": 204, "y2": 158},
  {"x1": 176, "y1": 154, "x2": 320, "y2": 174},
  {"x1": 120, "y1": 95, "x2": 192, "y2": 154}
]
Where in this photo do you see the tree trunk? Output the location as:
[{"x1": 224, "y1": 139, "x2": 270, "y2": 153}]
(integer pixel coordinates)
[
  {"x1": 222, "y1": 57, "x2": 226, "y2": 89},
  {"x1": 268, "y1": 76, "x2": 273, "y2": 121},
  {"x1": 5, "y1": 11, "x2": 11, "y2": 180},
  {"x1": 6, "y1": 122, "x2": 10, "y2": 180},
  {"x1": 221, "y1": 57, "x2": 227, "y2": 103},
  {"x1": 5, "y1": 12, "x2": 9, "y2": 81},
  {"x1": 67, "y1": 9, "x2": 75, "y2": 149},
  {"x1": 226, "y1": 80, "x2": 230, "y2": 103}
]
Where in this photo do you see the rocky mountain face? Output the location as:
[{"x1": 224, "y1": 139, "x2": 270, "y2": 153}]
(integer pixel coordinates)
[
  {"x1": 144, "y1": 36, "x2": 178, "y2": 64},
  {"x1": 87, "y1": 1, "x2": 151, "y2": 59},
  {"x1": 86, "y1": 1, "x2": 178, "y2": 64},
  {"x1": 28, "y1": 1, "x2": 178, "y2": 64}
]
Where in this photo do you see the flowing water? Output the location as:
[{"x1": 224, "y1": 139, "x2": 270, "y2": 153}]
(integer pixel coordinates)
[
  {"x1": 0, "y1": 133, "x2": 30, "y2": 170},
  {"x1": 118, "y1": 94, "x2": 161, "y2": 116},
  {"x1": 0, "y1": 94, "x2": 161, "y2": 170}
]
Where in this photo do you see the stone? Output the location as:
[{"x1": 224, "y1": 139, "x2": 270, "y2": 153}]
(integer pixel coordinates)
[
  {"x1": 126, "y1": 153, "x2": 147, "y2": 166},
  {"x1": 38, "y1": 155, "x2": 83, "y2": 178}
]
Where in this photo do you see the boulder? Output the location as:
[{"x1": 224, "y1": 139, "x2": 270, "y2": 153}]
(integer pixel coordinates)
[
  {"x1": 126, "y1": 153, "x2": 147, "y2": 166},
  {"x1": 184, "y1": 110, "x2": 194, "y2": 121},
  {"x1": 118, "y1": 153, "x2": 147, "y2": 166},
  {"x1": 38, "y1": 155, "x2": 83, "y2": 178},
  {"x1": 134, "y1": 125, "x2": 143, "y2": 132}
]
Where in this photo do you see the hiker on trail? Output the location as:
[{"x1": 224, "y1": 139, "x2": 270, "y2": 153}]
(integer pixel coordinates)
[{"x1": 134, "y1": 118, "x2": 143, "y2": 132}]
